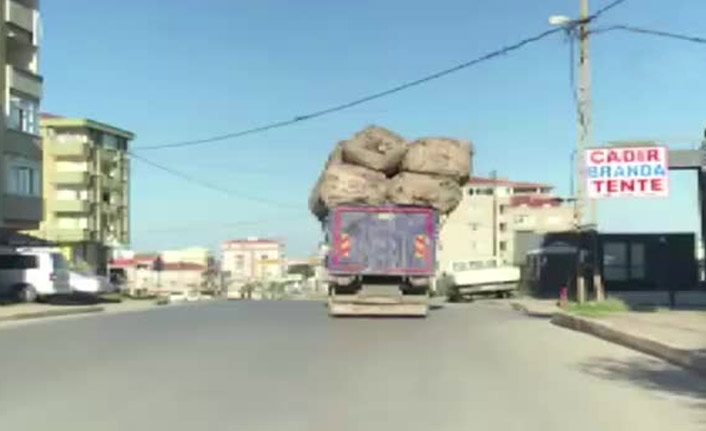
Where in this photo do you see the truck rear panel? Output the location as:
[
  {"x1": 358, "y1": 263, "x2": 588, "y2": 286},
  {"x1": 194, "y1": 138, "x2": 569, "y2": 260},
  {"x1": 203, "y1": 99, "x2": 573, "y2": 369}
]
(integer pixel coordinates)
[{"x1": 327, "y1": 205, "x2": 436, "y2": 276}]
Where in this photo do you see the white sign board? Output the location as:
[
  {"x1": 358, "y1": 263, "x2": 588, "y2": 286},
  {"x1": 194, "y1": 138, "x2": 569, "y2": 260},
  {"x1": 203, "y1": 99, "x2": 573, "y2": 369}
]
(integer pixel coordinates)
[{"x1": 585, "y1": 146, "x2": 669, "y2": 199}]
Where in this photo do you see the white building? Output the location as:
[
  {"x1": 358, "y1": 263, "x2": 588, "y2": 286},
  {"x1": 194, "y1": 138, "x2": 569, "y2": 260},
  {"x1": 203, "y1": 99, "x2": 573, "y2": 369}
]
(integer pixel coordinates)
[
  {"x1": 221, "y1": 238, "x2": 285, "y2": 283},
  {"x1": 438, "y1": 176, "x2": 574, "y2": 271}
]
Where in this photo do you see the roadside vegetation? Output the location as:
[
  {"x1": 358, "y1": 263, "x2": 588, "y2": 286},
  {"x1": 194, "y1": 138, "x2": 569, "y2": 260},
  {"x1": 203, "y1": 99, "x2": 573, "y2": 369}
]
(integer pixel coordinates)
[{"x1": 567, "y1": 299, "x2": 628, "y2": 317}]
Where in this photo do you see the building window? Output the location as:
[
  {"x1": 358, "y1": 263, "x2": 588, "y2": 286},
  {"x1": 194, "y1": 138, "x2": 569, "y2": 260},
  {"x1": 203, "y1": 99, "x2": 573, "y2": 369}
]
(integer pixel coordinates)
[
  {"x1": 499, "y1": 222, "x2": 507, "y2": 232},
  {"x1": 499, "y1": 205, "x2": 506, "y2": 215},
  {"x1": 8, "y1": 95, "x2": 39, "y2": 135},
  {"x1": 103, "y1": 134, "x2": 119, "y2": 150},
  {"x1": 630, "y1": 243, "x2": 646, "y2": 280},
  {"x1": 261, "y1": 254, "x2": 268, "y2": 261},
  {"x1": 6, "y1": 157, "x2": 40, "y2": 196},
  {"x1": 235, "y1": 255, "x2": 245, "y2": 271},
  {"x1": 499, "y1": 241, "x2": 507, "y2": 252},
  {"x1": 469, "y1": 223, "x2": 480, "y2": 231},
  {"x1": 603, "y1": 242, "x2": 628, "y2": 281}
]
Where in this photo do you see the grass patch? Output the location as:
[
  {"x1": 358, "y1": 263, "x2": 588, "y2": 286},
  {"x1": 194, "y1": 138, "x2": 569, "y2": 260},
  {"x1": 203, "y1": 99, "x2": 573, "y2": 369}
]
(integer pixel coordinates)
[
  {"x1": 98, "y1": 292, "x2": 124, "y2": 302},
  {"x1": 567, "y1": 299, "x2": 628, "y2": 317}
]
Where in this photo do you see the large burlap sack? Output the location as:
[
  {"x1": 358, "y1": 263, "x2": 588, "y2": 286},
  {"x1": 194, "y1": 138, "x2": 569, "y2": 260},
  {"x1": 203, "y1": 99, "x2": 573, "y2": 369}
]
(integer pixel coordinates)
[
  {"x1": 308, "y1": 164, "x2": 388, "y2": 219},
  {"x1": 326, "y1": 141, "x2": 344, "y2": 167},
  {"x1": 308, "y1": 175, "x2": 328, "y2": 220},
  {"x1": 402, "y1": 138, "x2": 472, "y2": 182},
  {"x1": 388, "y1": 172, "x2": 462, "y2": 214},
  {"x1": 342, "y1": 126, "x2": 407, "y2": 175}
]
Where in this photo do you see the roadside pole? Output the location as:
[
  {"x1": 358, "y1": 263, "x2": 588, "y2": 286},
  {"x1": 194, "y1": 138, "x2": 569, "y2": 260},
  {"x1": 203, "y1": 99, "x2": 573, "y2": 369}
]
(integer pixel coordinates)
[{"x1": 574, "y1": 0, "x2": 607, "y2": 303}]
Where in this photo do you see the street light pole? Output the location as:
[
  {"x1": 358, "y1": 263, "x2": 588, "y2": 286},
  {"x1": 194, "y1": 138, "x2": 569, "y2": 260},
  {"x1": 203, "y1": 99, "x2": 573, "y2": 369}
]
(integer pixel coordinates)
[{"x1": 551, "y1": 0, "x2": 604, "y2": 303}]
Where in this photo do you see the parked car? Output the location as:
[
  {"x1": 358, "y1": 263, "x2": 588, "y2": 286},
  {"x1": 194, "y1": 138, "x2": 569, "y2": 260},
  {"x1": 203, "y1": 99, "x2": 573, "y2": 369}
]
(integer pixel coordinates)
[
  {"x1": 167, "y1": 290, "x2": 200, "y2": 303},
  {"x1": 69, "y1": 271, "x2": 116, "y2": 294},
  {"x1": 0, "y1": 248, "x2": 72, "y2": 302}
]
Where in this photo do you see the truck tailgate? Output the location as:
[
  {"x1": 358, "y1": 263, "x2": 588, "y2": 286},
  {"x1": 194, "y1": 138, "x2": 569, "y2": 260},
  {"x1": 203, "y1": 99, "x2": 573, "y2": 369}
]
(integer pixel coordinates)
[{"x1": 328, "y1": 206, "x2": 436, "y2": 276}]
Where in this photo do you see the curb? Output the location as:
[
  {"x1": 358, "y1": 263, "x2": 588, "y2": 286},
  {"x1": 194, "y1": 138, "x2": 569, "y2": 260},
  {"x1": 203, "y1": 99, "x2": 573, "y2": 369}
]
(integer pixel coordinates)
[
  {"x1": 510, "y1": 301, "x2": 556, "y2": 318},
  {"x1": 551, "y1": 312, "x2": 706, "y2": 377},
  {"x1": 0, "y1": 306, "x2": 105, "y2": 323}
]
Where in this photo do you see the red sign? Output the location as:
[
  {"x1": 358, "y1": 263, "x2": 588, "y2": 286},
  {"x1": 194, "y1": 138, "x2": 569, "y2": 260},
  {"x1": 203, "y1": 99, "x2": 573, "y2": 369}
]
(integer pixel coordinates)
[{"x1": 585, "y1": 146, "x2": 669, "y2": 199}]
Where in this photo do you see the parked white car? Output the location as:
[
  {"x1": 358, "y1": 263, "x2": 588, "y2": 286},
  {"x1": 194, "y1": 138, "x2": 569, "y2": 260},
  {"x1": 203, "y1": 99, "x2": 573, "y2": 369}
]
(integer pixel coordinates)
[
  {"x1": 0, "y1": 248, "x2": 72, "y2": 302},
  {"x1": 69, "y1": 271, "x2": 116, "y2": 294},
  {"x1": 166, "y1": 290, "x2": 200, "y2": 303}
]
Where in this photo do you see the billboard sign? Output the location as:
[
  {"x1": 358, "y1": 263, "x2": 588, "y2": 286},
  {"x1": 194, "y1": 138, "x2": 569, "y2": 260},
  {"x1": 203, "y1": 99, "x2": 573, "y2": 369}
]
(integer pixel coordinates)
[{"x1": 585, "y1": 146, "x2": 669, "y2": 199}]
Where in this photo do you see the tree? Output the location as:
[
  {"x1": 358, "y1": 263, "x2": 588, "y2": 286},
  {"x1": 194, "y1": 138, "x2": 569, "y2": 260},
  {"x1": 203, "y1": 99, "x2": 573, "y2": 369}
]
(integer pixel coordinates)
[{"x1": 287, "y1": 264, "x2": 314, "y2": 279}]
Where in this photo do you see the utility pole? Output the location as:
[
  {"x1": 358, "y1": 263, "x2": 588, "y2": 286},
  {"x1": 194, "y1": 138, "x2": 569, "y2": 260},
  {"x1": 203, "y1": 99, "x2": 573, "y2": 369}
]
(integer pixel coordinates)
[{"x1": 573, "y1": 0, "x2": 592, "y2": 304}]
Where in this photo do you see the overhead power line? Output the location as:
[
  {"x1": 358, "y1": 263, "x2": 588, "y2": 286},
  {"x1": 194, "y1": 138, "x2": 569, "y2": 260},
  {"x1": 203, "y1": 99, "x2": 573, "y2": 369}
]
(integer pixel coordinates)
[
  {"x1": 587, "y1": 0, "x2": 629, "y2": 21},
  {"x1": 591, "y1": 25, "x2": 706, "y2": 45},
  {"x1": 128, "y1": 151, "x2": 303, "y2": 210},
  {"x1": 135, "y1": 27, "x2": 568, "y2": 151},
  {"x1": 135, "y1": 0, "x2": 626, "y2": 152}
]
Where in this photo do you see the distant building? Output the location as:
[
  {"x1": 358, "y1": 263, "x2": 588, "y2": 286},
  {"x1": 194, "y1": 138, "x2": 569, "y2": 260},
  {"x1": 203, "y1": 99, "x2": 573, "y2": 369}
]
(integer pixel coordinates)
[
  {"x1": 438, "y1": 176, "x2": 573, "y2": 270},
  {"x1": 0, "y1": 0, "x2": 44, "y2": 230},
  {"x1": 161, "y1": 247, "x2": 211, "y2": 267},
  {"x1": 221, "y1": 238, "x2": 285, "y2": 282},
  {"x1": 32, "y1": 114, "x2": 134, "y2": 274},
  {"x1": 109, "y1": 254, "x2": 207, "y2": 296}
]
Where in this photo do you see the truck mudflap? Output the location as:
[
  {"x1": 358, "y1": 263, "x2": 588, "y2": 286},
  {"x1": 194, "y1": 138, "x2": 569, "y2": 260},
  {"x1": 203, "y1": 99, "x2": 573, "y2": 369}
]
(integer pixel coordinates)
[{"x1": 328, "y1": 294, "x2": 429, "y2": 317}]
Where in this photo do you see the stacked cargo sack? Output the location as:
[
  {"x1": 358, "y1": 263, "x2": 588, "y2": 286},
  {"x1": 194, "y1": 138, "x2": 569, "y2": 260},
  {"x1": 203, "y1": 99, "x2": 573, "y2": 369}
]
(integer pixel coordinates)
[{"x1": 309, "y1": 126, "x2": 473, "y2": 220}]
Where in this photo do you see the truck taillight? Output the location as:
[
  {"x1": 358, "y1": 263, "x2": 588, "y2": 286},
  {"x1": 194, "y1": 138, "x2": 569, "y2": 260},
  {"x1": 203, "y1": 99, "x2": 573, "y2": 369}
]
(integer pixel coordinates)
[
  {"x1": 338, "y1": 233, "x2": 351, "y2": 258},
  {"x1": 414, "y1": 235, "x2": 427, "y2": 259}
]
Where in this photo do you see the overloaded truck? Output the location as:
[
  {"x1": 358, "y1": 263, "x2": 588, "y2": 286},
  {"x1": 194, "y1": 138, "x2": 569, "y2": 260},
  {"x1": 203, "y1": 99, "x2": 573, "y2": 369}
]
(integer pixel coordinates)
[
  {"x1": 325, "y1": 205, "x2": 437, "y2": 317},
  {"x1": 309, "y1": 125, "x2": 472, "y2": 317}
]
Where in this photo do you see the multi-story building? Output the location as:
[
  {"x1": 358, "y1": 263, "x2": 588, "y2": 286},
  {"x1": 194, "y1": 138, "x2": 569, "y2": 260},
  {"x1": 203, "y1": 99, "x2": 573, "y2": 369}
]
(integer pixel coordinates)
[
  {"x1": 33, "y1": 114, "x2": 134, "y2": 273},
  {"x1": 221, "y1": 238, "x2": 285, "y2": 282},
  {"x1": 438, "y1": 176, "x2": 573, "y2": 270},
  {"x1": 0, "y1": 0, "x2": 43, "y2": 230}
]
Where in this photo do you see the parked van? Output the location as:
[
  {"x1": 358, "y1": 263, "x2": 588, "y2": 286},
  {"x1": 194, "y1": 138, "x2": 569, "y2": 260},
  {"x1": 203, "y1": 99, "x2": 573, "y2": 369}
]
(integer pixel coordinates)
[{"x1": 0, "y1": 248, "x2": 72, "y2": 302}]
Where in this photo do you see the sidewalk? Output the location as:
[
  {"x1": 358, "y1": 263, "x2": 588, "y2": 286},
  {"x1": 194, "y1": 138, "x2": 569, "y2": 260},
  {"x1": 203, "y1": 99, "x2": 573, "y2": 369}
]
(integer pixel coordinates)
[
  {"x1": 511, "y1": 297, "x2": 706, "y2": 376},
  {"x1": 510, "y1": 297, "x2": 560, "y2": 318},
  {"x1": 0, "y1": 297, "x2": 166, "y2": 325},
  {"x1": 0, "y1": 302, "x2": 103, "y2": 322}
]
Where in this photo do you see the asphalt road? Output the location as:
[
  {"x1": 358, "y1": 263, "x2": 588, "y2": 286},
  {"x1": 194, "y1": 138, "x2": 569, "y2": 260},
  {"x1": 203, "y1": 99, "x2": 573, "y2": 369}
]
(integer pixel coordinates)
[{"x1": 0, "y1": 300, "x2": 704, "y2": 430}]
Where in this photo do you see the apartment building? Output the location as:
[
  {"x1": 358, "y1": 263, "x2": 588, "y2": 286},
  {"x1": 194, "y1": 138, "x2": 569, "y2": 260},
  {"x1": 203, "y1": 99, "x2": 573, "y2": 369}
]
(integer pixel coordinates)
[
  {"x1": 438, "y1": 176, "x2": 573, "y2": 270},
  {"x1": 221, "y1": 238, "x2": 285, "y2": 282},
  {"x1": 0, "y1": 0, "x2": 42, "y2": 230},
  {"x1": 33, "y1": 114, "x2": 134, "y2": 273}
]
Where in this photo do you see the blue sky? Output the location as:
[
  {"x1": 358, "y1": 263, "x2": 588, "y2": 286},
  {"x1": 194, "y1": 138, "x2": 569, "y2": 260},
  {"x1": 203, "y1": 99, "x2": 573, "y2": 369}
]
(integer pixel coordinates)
[{"x1": 40, "y1": 0, "x2": 706, "y2": 257}]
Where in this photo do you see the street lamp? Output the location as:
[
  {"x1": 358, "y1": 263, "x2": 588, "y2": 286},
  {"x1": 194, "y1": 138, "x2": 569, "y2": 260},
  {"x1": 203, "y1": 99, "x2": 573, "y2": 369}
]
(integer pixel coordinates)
[{"x1": 548, "y1": 15, "x2": 573, "y2": 27}]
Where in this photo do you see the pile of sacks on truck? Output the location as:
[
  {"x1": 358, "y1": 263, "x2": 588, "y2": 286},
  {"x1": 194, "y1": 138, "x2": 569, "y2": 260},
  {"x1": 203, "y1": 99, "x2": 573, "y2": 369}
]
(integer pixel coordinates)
[{"x1": 309, "y1": 125, "x2": 472, "y2": 220}]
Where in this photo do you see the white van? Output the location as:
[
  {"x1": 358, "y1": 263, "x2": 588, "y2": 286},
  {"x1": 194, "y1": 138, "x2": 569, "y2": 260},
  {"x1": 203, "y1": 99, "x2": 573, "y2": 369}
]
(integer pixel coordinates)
[{"x1": 0, "y1": 248, "x2": 72, "y2": 302}]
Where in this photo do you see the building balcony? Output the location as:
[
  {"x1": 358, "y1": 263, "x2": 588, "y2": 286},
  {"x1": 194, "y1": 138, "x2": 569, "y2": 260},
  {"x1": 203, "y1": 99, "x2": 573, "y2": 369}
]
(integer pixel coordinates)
[
  {"x1": 6, "y1": 65, "x2": 42, "y2": 99},
  {"x1": 4, "y1": 127, "x2": 40, "y2": 160},
  {"x1": 51, "y1": 140, "x2": 90, "y2": 158},
  {"x1": 54, "y1": 171, "x2": 90, "y2": 186},
  {"x1": 104, "y1": 176, "x2": 125, "y2": 191},
  {"x1": 46, "y1": 228, "x2": 91, "y2": 242},
  {"x1": 53, "y1": 200, "x2": 90, "y2": 213},
  {"x1": 6, "y1": 0, "x2": 35, "y2": 35},
  {"x1": 3, "y1": 193, "x2": 41, "y2": 229}
]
